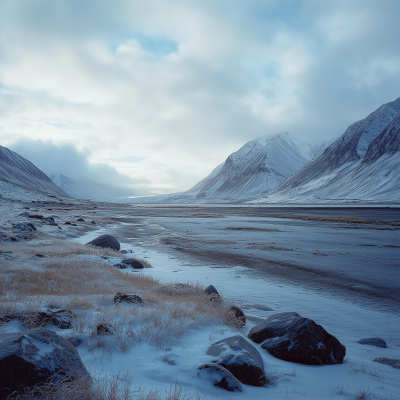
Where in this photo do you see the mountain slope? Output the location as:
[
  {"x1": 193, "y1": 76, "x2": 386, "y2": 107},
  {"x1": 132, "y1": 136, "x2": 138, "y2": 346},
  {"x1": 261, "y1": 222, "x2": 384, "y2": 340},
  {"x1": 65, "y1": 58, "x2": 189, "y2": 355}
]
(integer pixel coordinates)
[
  {"x1": 50, "y1": 173, "x2": 135, "y2": 202},
  {"x1": 125, "y1": 133, "x2": 329, "y2": 204},
  {"x1": 0, "y1": 145, "x2": 69, "y2": 197},
  {"x1": 254, "y1": 97, "x2": 400, "y2": 203}
]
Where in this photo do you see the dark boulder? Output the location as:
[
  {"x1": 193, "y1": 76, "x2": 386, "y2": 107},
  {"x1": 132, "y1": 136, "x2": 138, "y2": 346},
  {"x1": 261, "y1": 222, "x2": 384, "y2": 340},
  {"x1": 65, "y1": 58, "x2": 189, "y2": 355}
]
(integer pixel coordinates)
[
  {"x1": 15, "y1": 223, "x2": 36, "y2": 232},
  {"x1": 27, "y1": 214, "x2": 44, "y2": 219},
  {"x1": 41, "y1": 217, "x2": 58, "y2": 226},
  {"x1": 207, "y1": 335, "x2": 268, "y2": 387},
  {"x1": 357, "y1": 338, "x2": 387, "y2": 348},
  {"x1": 114, "y1": 292, "x2": 143, "y2": 304},
  {"x1": 23, "y1": 308, "x2": 73, "y2": 330},
  {"x1": 86, "y1": 235, "x2": 120, "y2": 251},
  {"x1": 248, "y1": 312, "x2": 346, "y2": 365},
  {"x1": 373, "y1": 357, "x2": 400, "y2": 369},
  {"x1": 121, "y1": 259, "x2": 144, "y2": 269},
  {"x1": 96, "y1": 324, "x2": 114, "y2": 335},
  {"x1": 0, "y1": 328, "x2": 90, "y2": 400},
  {"x1": 227, "y1": 306, "x2": 246, "y2": 327},
  {"x1": 198, "y1": 363, "x2": 242, "y2": 392},
  {"x1": 204, "y1": 285, "x2": 219, "y2": 296},
  {"x1": 77, "y1": 218, "x2": 85, "y2": 222}
]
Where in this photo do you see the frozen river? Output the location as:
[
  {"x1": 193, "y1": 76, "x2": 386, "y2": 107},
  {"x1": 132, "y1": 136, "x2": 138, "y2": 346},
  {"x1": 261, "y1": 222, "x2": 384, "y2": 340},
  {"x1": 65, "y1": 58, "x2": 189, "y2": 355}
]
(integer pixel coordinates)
[{"x1": 104, "y1": 205, "x2": 400, "y2": 313}]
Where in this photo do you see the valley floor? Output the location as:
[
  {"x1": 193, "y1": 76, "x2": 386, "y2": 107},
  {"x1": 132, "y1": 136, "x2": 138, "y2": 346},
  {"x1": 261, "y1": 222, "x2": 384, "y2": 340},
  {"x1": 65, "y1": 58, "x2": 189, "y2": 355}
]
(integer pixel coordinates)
[{"x1": 0, "y1": 193, "x2": 399, "y2": 399}]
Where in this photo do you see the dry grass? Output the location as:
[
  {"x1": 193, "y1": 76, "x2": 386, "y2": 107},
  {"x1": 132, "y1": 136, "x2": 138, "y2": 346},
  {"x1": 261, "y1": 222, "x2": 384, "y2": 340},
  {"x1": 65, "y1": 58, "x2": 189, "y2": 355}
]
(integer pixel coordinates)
[
  {"x1": 247, "y1": 242, "x2": 293, "y2": 251},
  {"x1": 0, "y1": 238, "x2": 232, "y2": 354},
  {"x1": 224, "y1": 226, "x2": 281, "y2": 232},
  {"x1": 7, "y1": 374, "x2": 210, "y2": 400}
]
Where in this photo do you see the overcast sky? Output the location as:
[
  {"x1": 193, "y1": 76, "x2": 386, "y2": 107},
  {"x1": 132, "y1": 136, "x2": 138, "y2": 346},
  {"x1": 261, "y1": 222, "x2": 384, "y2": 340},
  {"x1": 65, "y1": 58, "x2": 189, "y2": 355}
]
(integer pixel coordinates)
[{"x1": 1, "y1": 0, "x2": 399, "y2": 194}]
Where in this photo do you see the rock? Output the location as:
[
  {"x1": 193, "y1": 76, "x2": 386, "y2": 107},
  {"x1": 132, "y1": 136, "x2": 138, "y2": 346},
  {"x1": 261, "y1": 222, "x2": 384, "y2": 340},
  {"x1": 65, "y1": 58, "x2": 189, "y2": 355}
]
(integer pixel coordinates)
[
  {"x1": 198, "y1": 363, "x2": 243, "y2": 392},
  {"x1": 15, "y1": 223, "x2": 36, "y2": 232},
  {"x1": 96, "y1": 324, "x2": 114, "y2": 335},
  {"x1": 248, "y1": 312, "x2": 346, "y2": 365},
  {"x1": 64, "y1": 221, "x2": 72, "y2": 225},
  {"x1": 113, "y1": 263, "x2": 128, "y2": 269},
  {"x1": 66, "y1": 335, "x2": 85, "y2": 348},
  {"x1": 77, "y1": 218, "x2": 85, "y2": 222},
  {"x1": 357, "y1": 338, "x2": 387, "y2": 348},
  {"x1": 27, "y1": 214, "x2": 44, "y2": 219},
  {"x1": 204, "y1": 285, "x2": 219, "y2": 296},
  {"x1": 87, "y1": 234, "x2": 120, "y2": 251},
  {"x1": 36, "y1": 253, "x2": 45, "y2": 258},
  {"x1": 41, "y1": 216, "x2": 58, "y2": 226},
  {"x1": 91, "y1": 221, "x2": 96, "y2": 224},
  {"x1": 373, "y1": 357, "x2": 400, "y2": 369},
  {"x1": 227, "y1": 306, "x2": 246, "y2": 327},
  {"x1": 114, "y1": 292, "x2": 143, "y2": 304},
  {"x1": 22, "y1": 308, "x2": 74, "y2": 329},
  {"x1": 120, "y1": 249, "x2": 133, "y2": 254},
  {"x1": 207, "y1": 335, "x2": 268, "y2": 387},
  {"x1": 0, "y1": 328, "x2": 90, "y2": 399},
  {"x1": 121, "y1": 259, "x2": 144, "y2": 269}
]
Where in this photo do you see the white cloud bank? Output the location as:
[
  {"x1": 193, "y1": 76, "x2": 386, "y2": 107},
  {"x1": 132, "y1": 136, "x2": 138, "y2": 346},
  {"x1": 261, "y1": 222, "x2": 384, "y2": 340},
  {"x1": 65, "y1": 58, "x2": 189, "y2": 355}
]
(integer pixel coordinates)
[{"x1": 0, "y1": 0, "x2": 399, "y2": 194}]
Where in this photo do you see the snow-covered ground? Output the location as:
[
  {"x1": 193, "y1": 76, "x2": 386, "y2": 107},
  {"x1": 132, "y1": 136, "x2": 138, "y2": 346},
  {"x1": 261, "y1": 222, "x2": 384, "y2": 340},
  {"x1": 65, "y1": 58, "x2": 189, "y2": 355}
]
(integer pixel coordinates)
[{"x1": 71, "y1": 227, "x2": 400, "y2": 400}]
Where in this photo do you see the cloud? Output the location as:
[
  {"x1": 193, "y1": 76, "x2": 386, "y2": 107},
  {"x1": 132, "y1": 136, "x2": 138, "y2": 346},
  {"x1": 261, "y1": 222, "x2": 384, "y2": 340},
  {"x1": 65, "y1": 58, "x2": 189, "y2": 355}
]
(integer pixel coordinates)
[
  {"x1": 0, "y1": 0, "x2": 399, "y2": 193},
  {"x1": 7, "y1": 139, "x2": 147, "y2": 192}
]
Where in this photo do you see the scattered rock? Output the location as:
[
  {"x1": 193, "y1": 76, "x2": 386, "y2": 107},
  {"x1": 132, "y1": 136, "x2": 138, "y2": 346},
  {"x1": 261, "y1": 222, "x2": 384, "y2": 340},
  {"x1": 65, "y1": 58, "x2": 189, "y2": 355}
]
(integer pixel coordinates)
[
  {"x1": 22, "y1": 308, "x2": 74, "y2": 329},
  {"x1": 87, "y1": 234, "x2": 120, "y2": 251},
  {"x1": 373, "y1": 357, "x2": 400, "y2": 369},
  {"x1": 96, "y1": 324, "x2": 114, "y2": 335},
  {"x1": 207, "y1": 335, "x2": 268, "y2": 387},
  {"x1": 114, "y1": 292, "x2": 143, "y2": 304},
  {"x1": 0, "y1": 328, "x2": 90, "y2": 400},
  {"x1": 357, "y1": 338, "x2": 387, "y2": 348},
  {"x1": 91, "y1": 221, "x2": 96, "y2": 224},
  {"x1": 113, "y1": 263, "x2": 128, "y2": 269},
  {"x1": 27, "y1": 214, "x2": 44, "y2": 219},
  {"x1": 64, "y1": 222, "x2": 72, "y2": 225},
  {"x1": 41, "y1": 216, "x2": 58, "y2": 226},
  {"x1": 77, "y1": 218, "x2": 85, "y2": 222},
  {"x1": 227, "y1": 306, "x2": 246, "y2": 327},
  {"x1": 204, "y1": 285, "x2": 219, "y2": 296},
  {"x1": 198, "y1": 363, "x2": 243, "y2": 392},
  {"x1": 14, "y1": 223, "x2": 36, "y2": 232},
  {"x1": 36, "y1": 253, "x2": 45, "y2": 258},
  {"x1": 248, "y1": 312, "x2": 346, "y2": 365},
  {"x1": 121, "y1": 259, "x2": 144, "y2": 269},
  {"x1": 120, "y1": 249, "x2": 133, "y2": 254}
]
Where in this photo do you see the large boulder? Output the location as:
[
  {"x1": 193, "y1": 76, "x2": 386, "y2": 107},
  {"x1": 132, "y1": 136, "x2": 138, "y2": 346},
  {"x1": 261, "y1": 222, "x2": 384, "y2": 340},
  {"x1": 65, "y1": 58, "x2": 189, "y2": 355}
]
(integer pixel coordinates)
[
  {"x1": 248, "y1": 312, "x2": 346, "y2": 365},
  {"x1": 0, "y1": 328, "x2": 90, "y2": 399},
  {"x1": 198, "y1": 363, "x2": 242, "y2": 392},
  {"x1": 86, "y1": 235, "x2": 120, "y2": 251},
  {"x1": 206, "y1": 335, "x2": 268, "y2": 387}
]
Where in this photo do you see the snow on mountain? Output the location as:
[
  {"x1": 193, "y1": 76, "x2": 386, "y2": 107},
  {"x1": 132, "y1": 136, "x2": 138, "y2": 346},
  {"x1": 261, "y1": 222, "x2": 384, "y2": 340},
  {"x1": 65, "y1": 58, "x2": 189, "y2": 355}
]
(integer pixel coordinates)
[
  {"x1": 253, "y1": 97, "x2": 400, "y2": 203},
  {"x1": 0, "y1": 145, "x2": 69, "y2": 197},
  {"x1": 49, "y1": 173, "x2": 135, "y2": 202},
  {"x1": 125, "y1": 133, "x2": 329, "y2": 204}
]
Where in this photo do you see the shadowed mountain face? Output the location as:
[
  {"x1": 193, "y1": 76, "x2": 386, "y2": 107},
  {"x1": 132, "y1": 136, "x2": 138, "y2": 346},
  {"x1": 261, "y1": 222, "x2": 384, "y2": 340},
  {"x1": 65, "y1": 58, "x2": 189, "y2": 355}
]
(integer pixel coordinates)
[
  {"x1": 0, "y1": 145, "x2": 69, "y2": 197},
  {"x1": 124, "y1": 133, "x2": 329, "y2": 204},
  {"x1": 50, "y1": 173, "x2": 135, "y2": 202},
  {"x1": 257, "y1": 97, "x2": 400, "y2": 203}
]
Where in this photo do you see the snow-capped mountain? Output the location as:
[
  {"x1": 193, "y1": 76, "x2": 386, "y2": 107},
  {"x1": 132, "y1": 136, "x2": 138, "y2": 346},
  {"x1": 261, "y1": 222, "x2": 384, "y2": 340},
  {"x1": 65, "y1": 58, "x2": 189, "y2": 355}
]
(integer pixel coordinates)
[
  {"x1": 126, "y1": 133, "x2": 329, "y2": 204},
  {"x1": 253, "y1": 97, "x2": 400, "y2": 203},
  {"x1": 50, "y1": 173, "x2": 135, "y2": 202},
  {"x1": 0, "y1": 145, "x2": 69, "y2": 197}
]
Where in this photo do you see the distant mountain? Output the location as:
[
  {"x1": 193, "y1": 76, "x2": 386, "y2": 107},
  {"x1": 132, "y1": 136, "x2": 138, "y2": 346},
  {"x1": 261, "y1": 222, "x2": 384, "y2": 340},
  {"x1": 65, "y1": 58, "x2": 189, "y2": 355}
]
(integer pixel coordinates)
[
  {"x1": 253, "y1": 97, "x2": 400, "y2": 203},
  {"x1": 50, "y1": 173, "x2": 135, "y2": 202},
  {"x1": 125, "y1": 133, "x2": 330, "y2": 204},
  {"x1": 0, "y1": 145, "x2": 69, "y2": 197}
]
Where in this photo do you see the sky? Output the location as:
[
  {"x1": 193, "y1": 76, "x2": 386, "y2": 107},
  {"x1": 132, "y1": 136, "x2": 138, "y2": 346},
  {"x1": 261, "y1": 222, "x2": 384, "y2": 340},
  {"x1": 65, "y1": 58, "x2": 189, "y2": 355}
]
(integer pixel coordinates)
[{"x1": 0, "y1": 0, "x2": 400, "y2": 194}]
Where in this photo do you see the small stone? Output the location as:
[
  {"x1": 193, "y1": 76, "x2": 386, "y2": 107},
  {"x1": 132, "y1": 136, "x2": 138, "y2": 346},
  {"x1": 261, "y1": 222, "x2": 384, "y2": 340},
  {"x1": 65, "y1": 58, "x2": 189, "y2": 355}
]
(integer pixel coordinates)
[{"x1": 114, "y1": 292, "x2": 143, "y2": 304}]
